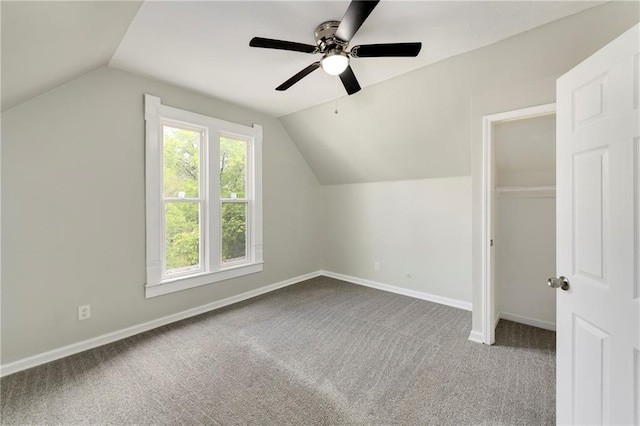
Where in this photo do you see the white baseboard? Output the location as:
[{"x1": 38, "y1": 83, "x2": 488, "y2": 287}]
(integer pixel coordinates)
[
  {"x1": 0, "y1": 270, "x2": 322, "y2": 377},
  {"x1": 498, "y1": 311, "x2": 556, "y2": 331},
  {"x1": 468, "y1": 330, "x2": 485, "y2": 344},
  {"x1": 321, "y1": 270, "x2": 472, "y2": 311},
  {"x1": 468, "y1": 312, "x2": 555, "y2": 347}
]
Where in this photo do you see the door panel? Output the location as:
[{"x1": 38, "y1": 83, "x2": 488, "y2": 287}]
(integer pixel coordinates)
[
  {"x1": 634, "y1": 54, "x2": 640, "y2": 109},
  {"x1": 572, "y1": 75, "x2": 606, "y2": 129},
  {"x1": 635, "y1": 349, "x2": 640, "y2": 424},
  {"x1": 573, "y1": 315, "x2": 610, "y2": 425},
  {"x1": 573, "y1": 148, "x2": 607, "y2": 281},
  {"x1": 557, "y1": 24, "x2": 639, "y2": 425},
  {"x1": 635, "y1": 137, "x2": 640, "y2": 301}
]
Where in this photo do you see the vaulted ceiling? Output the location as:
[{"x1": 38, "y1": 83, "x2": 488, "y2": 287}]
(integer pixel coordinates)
[
  {"x1": 2, "y1": 1, "x2": 602, "y2": 115},
  {"x1": 1, "y1": 1, "x2": 143, "y2": 111}
]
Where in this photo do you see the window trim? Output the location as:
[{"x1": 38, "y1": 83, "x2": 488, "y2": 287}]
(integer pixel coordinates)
[{"x1": 144, "y1": 94, "x2": 263, "y2": 298}]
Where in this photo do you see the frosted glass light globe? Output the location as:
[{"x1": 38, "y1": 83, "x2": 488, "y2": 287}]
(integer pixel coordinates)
[{"x1": 321, "y1": 52, "x2": 349, "y2": 76}]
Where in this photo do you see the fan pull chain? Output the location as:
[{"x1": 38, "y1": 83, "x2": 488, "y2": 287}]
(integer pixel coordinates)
[{"x1": 334, "y1": 76, "x2": 339, "y2": 115}]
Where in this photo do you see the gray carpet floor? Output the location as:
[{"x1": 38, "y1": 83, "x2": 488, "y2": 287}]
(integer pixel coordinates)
[{"x1": 1, "y1": 276, "x2": 555, "y2": 425}]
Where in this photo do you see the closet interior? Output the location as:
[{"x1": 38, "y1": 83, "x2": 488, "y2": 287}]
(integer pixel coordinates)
[{"x1": 494, "y1": 113, "x2": 557, "y2": 330}]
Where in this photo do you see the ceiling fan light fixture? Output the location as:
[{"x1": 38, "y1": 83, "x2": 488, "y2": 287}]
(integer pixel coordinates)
[
  {"x1": 321, "y1": 52, "x2": 349, "y2": 76},
  {"x1": 250, "y1": 0, "x2": 420, "y2": 95}
]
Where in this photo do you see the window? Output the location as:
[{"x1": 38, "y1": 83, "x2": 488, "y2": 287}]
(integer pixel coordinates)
[{"x1": 144, "y1": 95, "x2": 263, "y2": 298}]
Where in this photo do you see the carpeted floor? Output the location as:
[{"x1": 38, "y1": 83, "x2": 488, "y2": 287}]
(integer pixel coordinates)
[{"x1": 1, "y1": 276, "x2": 556, "y2": 425}]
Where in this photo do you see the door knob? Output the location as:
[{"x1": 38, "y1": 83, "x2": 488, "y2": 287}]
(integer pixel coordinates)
[{"x1": 548, "y1": 276, "x2": 570, "y2": 291}]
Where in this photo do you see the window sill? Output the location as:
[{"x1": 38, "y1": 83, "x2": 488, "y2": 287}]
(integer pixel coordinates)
[{"x1": 145, "y1": 262, "x2": 264, "y2": 298}]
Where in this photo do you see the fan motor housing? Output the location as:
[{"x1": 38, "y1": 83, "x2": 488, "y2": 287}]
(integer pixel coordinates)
[{"x1": 314, "y1": 21, "x2": 346, "y2": 53}]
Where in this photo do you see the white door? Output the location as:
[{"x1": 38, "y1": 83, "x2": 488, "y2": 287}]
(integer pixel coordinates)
[{"x1": 556, "y1": 24, "x2": 639, "y2": 425}]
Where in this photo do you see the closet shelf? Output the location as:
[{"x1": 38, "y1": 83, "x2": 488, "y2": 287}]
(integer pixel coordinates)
[{"x1": 496, "y1": 185, "x2": 556, "y2": 198}]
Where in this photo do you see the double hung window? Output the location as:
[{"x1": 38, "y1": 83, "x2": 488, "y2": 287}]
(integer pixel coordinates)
[{"x1": 144, "y1": 95, "x2": 263, "y2": 298}]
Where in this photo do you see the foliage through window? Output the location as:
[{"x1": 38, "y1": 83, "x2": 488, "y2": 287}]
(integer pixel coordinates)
[
  {"x1": 220, "y1": 136, "x2": 248, "y2": 264},
  {"x1": 145, "y1": 95, "x2": 263, "y2": 298},
  {"x1": 163, "y1": 125, "x2": 202, "y2": 274}
]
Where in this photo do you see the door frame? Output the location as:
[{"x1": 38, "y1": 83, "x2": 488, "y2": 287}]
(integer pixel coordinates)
[{"x1": 479, "y1": 102, "x2": 556, "y2": 345}]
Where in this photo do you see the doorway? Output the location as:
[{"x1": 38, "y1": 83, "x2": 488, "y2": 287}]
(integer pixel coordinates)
[{"x1": 479, "y1": 103, "x2": 556, "y2": 345}]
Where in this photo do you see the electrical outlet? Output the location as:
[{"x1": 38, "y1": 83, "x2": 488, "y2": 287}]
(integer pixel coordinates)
[
  {"x1": 374, "y1": 262, "x2": 380, "y2": 271},
  {"x1": 78, "y1": 305, "x2": 91, "y2": 321}
]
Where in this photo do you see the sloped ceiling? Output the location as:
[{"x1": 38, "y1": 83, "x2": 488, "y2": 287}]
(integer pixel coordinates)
[
  {"x1": 2, "y1": 1, "x2": 601, "y2": 116},
  {"x1": 1, "y1": 1, "x2": 143, "y2": 111},
  {"x1": 279, "y1": 2, "x2": 636, "y2": 185},
  {"x1": 4, "y1": 0, "x2": 626, "y2": 187}
]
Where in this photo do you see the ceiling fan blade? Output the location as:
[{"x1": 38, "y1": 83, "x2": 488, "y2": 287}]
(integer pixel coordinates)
[
  {"x1": 339, "y1": 65, "x2": 361, "y2": 95},
  {"x1": 335, "y1": 0, "x2": 380, "y2": 43},
  {"x1": 276, "y1": 62, "x2": 321, "y2": 91},
  {"x1": 250, "y1": 37, "x2": 317, "y2": 54},
  {"x1": 351, "y1": 42, "x2": 422, "y2": 58}
]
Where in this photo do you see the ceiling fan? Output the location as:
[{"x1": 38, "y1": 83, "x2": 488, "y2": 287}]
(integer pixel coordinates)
[{"x1": 249, "y1": 0, "x2": 421, "y2": 95}]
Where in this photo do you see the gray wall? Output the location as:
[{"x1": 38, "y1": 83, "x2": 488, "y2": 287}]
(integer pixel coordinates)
[
  {"x1": 322, "y1": 177, "x2": 471, "y2": 304},
  {"x1": 496, "y1": 197, "x2": 556, "y2": 326},
  {"x1": 1, "y1": 67, "x2": 322, "y2": 363}
]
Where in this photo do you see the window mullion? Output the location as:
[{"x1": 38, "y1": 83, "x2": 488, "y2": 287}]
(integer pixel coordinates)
[
  {"x1": 208, "y1": 127, "x2": 221, "y2": 272},
  {"x1": 198, "y1": 128, "x2": 206, "y2": 275},
  {"x1": 163, "y1": 198, "x2": 204, "y2": 202}
]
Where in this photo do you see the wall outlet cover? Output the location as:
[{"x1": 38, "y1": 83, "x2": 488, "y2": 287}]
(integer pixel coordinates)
[{"x1": 78, "y1": 305, "x2": 91, "y2": 321}]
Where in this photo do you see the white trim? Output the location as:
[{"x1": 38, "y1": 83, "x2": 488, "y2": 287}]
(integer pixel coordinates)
[
  {"x1": 252, "y1": 124, "x2": 263, "y2": 264},
  {"x1": 144, "y1": 95, "x2": 263, "y2": 297},
  {"x1": 321, "y1": 270, "x2": 472, "y2": 311},
  {"x1": 483, "y1": 103, "x2": 557, "y2": 123},
  {"x1": 468, "y1": 330, "x2": 484, "y2": 344},
  {"x1": 496, "y1": 185, "x2": 556, "y2": 198},
  {"x1": 145, "y1": 262, "x2": 264, "y2": 298},
  {"x1": 145, "y1": 94, "x2": 162, "y2": 285},
  {"x1": 470, "y1": 312, "x2": 556, "y2": 343},
  {"x1": 479, "y1": 102, "x2": 556, "y2": 345},
  {"x1": 481, "y1": 113, "x2": 495, "y2": 345},
  {"x1": 0, "y1": 271, "x2": 322, "y2": 377},
  {"x1": 498, "y1": 311, "x2": 556, "y2": 331}
]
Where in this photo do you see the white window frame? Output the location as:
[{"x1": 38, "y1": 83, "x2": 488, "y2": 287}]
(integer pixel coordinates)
[{"x1": 144, "y1": 94, "x2": 263, "y2": 298}]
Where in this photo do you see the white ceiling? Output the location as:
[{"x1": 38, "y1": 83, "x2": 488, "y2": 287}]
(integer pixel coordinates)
[
  {"x1": 2, "y1": 1, "x2": 602, "y2": 116},
  {"x1": 110, "y1": 1, "x2": 602, "y2": 117}
]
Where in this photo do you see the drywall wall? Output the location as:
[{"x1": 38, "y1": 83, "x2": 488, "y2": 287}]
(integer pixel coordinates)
[
  {"x1": 495, "y1": 197, "x2": 556, "y2": 327},
  {"x1": 1, "y1": 66, "x2": 322, "y2": 363},
  {"x1": 280, "y1": 1, "x2": 639, "y2": 185},
  {"x1": 495, "y1": 114, "x2": 556, "y2": 187},
  {"x1": 322, "y1": 177, "x2": 472, "y2": 304}
]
